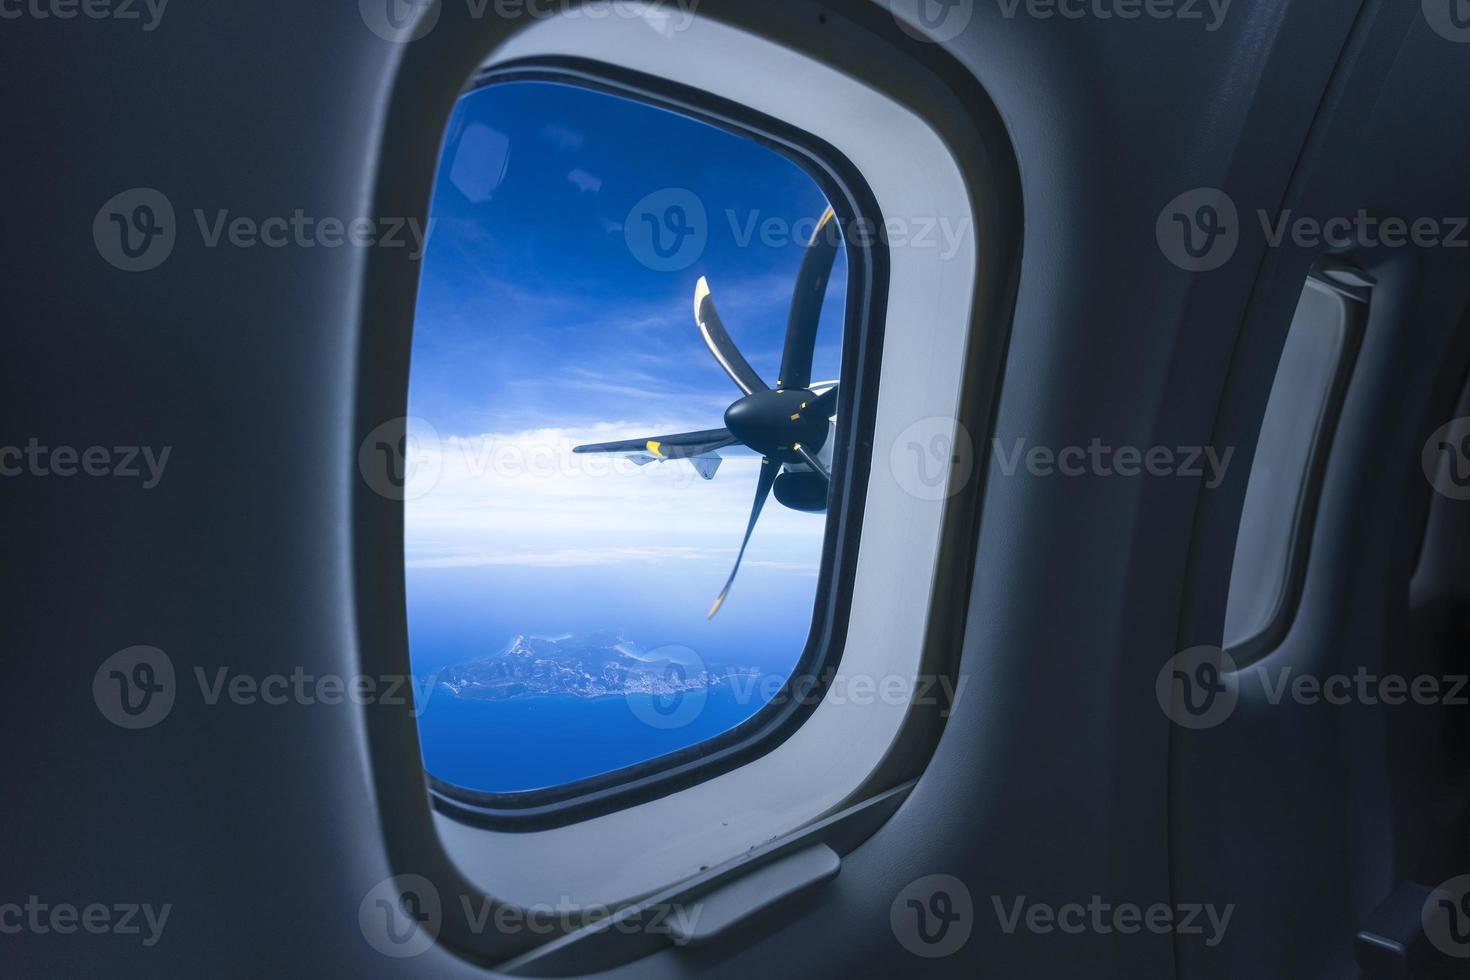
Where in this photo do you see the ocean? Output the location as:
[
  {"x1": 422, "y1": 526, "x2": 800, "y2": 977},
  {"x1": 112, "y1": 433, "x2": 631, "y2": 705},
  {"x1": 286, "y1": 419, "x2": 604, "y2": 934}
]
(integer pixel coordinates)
[{"x1": 407, "y1": 562, "x2": 816, "y2": 794}]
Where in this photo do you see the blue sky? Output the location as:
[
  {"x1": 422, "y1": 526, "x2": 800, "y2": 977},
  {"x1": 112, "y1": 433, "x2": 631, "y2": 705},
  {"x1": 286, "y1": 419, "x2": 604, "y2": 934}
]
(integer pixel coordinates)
[{"x1": 405, "y1": 80, "x2": 847, "y2": 678}]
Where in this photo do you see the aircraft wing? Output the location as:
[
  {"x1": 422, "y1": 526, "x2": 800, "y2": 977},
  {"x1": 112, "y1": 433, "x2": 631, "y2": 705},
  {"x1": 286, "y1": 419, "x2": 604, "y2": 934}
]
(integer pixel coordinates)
[
  {"x1": 573, "y1": 428, "x2": 740, "y2": 479},
  {"x1": 572, "y1": 428, "x2": 738, "y2": 460}
]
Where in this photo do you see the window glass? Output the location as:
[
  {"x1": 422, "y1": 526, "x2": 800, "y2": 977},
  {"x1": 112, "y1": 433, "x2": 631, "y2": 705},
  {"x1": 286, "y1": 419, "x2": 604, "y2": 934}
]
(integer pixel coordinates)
[
  {"x1": 406, "y1": 81, "x2": 849, "y2": 796},
  {"x1": 1223, "y1": 279, "x2": 1350, "y2": 650}
]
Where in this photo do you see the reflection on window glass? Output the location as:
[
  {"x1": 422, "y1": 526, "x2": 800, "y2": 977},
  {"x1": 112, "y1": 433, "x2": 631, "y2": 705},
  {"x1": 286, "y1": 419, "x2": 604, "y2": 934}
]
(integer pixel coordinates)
[
  {"x1": 1223, "y1": 279, "x2": 1350, "y2": 650},
  {"x1": 406, "y1": 81, "x2": 849, "y2": 795}
]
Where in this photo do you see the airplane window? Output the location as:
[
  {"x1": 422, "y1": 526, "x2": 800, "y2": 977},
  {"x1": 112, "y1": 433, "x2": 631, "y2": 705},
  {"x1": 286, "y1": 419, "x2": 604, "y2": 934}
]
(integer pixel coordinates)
[
  {"x1": 1223, "y1": 277, "x2": 1359, "y2": 654},
  {"x1": 405, "y1": 79, "x2": 851, "y2": 807}
]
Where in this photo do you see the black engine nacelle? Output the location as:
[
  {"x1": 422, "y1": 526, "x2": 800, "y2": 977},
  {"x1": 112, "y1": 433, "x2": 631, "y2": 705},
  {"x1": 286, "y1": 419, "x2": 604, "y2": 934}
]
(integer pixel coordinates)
[{"x1": 773, "y1": 470, "x2": 828, "y2": 513}]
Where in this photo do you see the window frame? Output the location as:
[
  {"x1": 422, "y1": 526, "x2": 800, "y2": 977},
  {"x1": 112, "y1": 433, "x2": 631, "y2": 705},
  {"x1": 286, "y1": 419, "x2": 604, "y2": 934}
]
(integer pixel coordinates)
[
  {"x1": 419, "y1": 57, "x2": 891, "y2": 831},
  {"x1": 354, "y1": 3, "x2": 1019, "y2": 943},
  {"x1": 1226, "y1": 270, "x2": 1367, "y2": 666}
]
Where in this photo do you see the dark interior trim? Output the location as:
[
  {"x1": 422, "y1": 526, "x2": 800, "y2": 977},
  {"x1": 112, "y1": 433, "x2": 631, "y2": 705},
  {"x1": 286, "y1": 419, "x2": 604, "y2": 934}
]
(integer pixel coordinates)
[{"x1": 1226, "y1": 269, "x2": 1369, "y2": 667}]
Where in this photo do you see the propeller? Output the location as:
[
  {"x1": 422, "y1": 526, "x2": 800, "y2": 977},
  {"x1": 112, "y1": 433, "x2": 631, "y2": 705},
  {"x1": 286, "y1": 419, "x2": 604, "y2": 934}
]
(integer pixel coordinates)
[
  {"x1": 777, "y1": 206, "x2": 840, "y2": 391},
  {"x1": 573, "y1": 204, "x2": 842, "y2": 615},
  {"x1": 694, "y1": 277, "x2": 768, "y2": 396},
  {"x1": 707, "y1": 458, "x2": 781, "y2": 619}
]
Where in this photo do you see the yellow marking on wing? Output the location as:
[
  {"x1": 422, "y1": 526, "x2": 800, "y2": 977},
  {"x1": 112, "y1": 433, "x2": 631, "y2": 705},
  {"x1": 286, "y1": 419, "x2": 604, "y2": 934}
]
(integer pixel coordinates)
[{"x1": 646, "y1": 441, "x2": 665, "y2": 459}]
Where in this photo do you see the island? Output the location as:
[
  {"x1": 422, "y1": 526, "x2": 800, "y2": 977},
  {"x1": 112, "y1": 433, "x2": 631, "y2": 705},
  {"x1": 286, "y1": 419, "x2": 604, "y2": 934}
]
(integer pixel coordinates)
[{"x1": 434, "y1": 630, "x2": 761, "y2": 701}]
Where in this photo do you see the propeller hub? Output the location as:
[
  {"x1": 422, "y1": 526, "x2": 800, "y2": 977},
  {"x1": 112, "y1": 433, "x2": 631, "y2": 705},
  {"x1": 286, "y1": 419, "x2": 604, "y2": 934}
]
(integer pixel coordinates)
[{"x1": 723, "y1": 389, "x2": 829, "y2": 463}]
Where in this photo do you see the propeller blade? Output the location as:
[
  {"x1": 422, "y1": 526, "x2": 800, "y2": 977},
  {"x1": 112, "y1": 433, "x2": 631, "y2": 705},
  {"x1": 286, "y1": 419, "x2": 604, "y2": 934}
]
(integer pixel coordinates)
[
  {"x1": 808, "y1": 384, "x2": 840, "y2": 420},
  {"x1": 708, "y1": 457, "x2": 780, "y2": 619},
  {"x1": 573, "y1": 428, "x2": 738, "y2": 460},
  {"x1": 777, "y1": 205, "x2": 840, "y2": 391},
  {"x1": 694, "y1": 277, "x2": 769, "y2": 396}
]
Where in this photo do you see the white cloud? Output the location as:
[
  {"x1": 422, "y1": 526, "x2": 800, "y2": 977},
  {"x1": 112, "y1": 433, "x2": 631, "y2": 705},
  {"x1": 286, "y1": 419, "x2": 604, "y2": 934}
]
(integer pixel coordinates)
[
  {"x1": 539, "y1": 122, "x2": 585, "y2": 152},
  {"x1": 448, "y1": 124, "x2": 510, "y2": 204},
  {"x1": 566, "y1": 168, "x2": 603, "y2": 194},
  {"x1": 404, "y1": 422, "x2": 826, "y2": 573}
]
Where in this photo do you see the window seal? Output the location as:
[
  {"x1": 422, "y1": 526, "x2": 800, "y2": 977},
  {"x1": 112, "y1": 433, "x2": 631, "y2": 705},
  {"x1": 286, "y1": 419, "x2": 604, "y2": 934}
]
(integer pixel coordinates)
[{"x1": 420, "y1": 56, "x2": 890, "y2": 831}]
